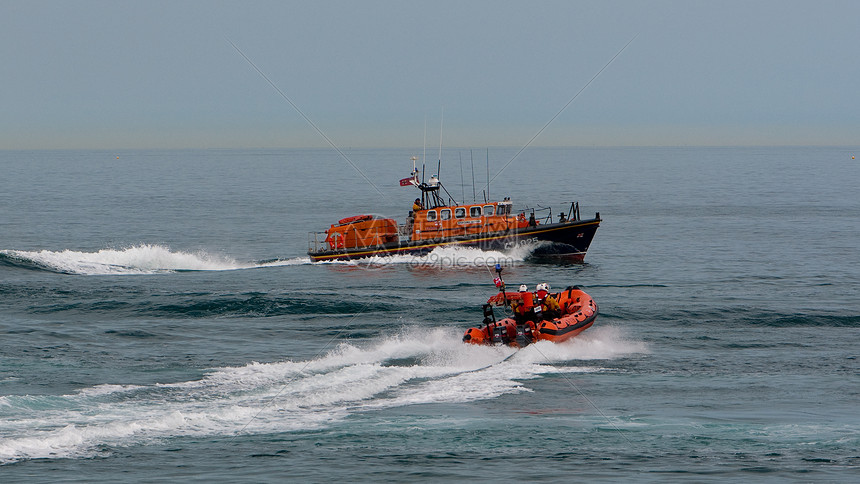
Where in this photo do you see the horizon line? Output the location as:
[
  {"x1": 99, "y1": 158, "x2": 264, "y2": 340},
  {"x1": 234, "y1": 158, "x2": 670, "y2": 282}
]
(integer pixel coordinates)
[{"x1": 3, "y1": 143, "x2": 860, "y2": 152}]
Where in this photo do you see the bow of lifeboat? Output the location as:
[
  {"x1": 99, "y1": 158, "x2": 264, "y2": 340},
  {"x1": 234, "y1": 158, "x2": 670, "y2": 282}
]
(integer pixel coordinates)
[{"x1": 534, "y1": 286, "x2": 598, "y2": 343}]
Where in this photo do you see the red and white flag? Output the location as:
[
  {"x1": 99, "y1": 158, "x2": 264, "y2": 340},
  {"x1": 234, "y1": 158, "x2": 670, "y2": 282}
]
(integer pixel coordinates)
[{"x1": 399, "y1": 177, "x2": 417, "y2": 187}]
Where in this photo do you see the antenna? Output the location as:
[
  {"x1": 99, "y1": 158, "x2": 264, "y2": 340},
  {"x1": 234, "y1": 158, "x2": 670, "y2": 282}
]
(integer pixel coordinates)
[
  {"x1": 471, "y1": 149, "x2": 476, "y2": 202},
  {"x1": 423, "y1": 116, "x2": 427, "y2": 182},
  {"x1": 438, "y1": 107, "x2": 443, "y2": 181},
  {"x1": 459, "y1": 151, "x2": 465, "y2": 203},
  {"x1": 486, "y1": 148, "x2": 490, "y2": 201}
]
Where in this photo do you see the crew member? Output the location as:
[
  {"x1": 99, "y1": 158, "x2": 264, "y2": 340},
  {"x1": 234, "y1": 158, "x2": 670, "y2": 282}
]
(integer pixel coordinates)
[
  {"x1": 535, "y1": 283, "x2": 561, "y2": 319},
  {"x1": 413, "y1": 198, "x2": 423, "y2": 211},
  {"x1": 511, "y1": 284, "x2": 536, "y2": 323}
]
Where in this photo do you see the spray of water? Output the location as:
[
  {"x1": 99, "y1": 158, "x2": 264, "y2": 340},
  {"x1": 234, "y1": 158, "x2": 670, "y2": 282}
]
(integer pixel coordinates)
[
  {"x1": 0, "y1": 242, "x2": 545, "y2": 275},
  {"x1": 0, "y1": 326, "x2": 645, "y2": 464}
]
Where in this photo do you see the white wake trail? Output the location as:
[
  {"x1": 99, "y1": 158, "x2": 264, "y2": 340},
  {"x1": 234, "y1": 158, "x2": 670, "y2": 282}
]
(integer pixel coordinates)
[
  {"x1": 0, "y1": 242, "x2": 541, "y2": 275},
  {"x1": 0, "y1": 326, "x2": 645, "y2": 464},
  {"x1": 0, "y1": 245, "x2": 309, "y2": 275}
]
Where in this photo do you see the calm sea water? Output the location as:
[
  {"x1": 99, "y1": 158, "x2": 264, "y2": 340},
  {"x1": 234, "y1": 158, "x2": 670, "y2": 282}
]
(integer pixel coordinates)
[{"x1": 1, "y1": 147, "x2": 858, "y2": 482}]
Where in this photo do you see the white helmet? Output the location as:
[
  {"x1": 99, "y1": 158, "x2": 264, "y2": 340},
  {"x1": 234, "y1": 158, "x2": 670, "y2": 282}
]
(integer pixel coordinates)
[
  {"x1": 518, "y1": 284, "x2": 528, "y2": 292},
  {"x1": 535, "y1": 283, "x2": 550, "y2": 292}
]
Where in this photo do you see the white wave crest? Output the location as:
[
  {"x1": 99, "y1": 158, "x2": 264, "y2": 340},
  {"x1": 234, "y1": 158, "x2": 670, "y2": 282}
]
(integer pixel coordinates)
[
  {"x1": 0, "y1": 241, "x2": 541, "y2": 275},
  {"x1": 0, "y1": 245, "x2": 311, "y2": 275},
  {"x1": 0, "y1": 325, "x2": 645, "y2": 464},
  {"x1": 320, "y1": 243, "x2": 541, "y2": 269}
]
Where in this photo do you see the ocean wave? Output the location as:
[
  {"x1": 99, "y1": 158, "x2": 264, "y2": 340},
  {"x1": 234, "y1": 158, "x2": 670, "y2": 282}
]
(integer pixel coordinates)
[
  {"x1": 627, "y1": 306, "x2": 860, "y2": 328},
  {"x1": 19, "y1": 292, "x2": 394, "y2": 318},
  {"x1": 0, "y1": 326, "x2": 644, "y2": 464},
  {"x1": 739, "y1": 313, "x2": 860, "y2": 328},
  {"x1": 721, "y1": 309, "x2": 858, "y2": 328},
  {"x1": 145, "y1": 295, "x2": 391, "y2": 318}
]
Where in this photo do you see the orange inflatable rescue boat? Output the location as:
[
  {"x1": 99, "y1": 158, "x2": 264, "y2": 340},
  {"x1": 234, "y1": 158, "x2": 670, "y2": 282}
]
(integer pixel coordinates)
[{"x1": 463, "y1": 266, "x2": 597, "y2": 347}]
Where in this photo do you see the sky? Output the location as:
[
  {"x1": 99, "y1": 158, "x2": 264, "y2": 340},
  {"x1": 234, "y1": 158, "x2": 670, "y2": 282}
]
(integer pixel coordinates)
[{"x1": 2, "y1": 0, "x2": 859, "y2": 149}]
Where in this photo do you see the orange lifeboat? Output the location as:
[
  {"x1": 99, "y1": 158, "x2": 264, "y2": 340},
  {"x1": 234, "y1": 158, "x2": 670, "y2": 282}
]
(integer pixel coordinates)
[
  {"x1": 463, "y1": 286, "x2": 597, "y2": 347},
  {"x1": 307, "y1": 156, "x2": 602, "y2": 263}
]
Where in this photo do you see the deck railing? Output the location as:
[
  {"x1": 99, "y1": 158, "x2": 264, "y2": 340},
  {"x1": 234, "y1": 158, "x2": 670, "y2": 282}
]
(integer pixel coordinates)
[{"x1": 308, "y1": 231, "x2": 329, "y2": 253}]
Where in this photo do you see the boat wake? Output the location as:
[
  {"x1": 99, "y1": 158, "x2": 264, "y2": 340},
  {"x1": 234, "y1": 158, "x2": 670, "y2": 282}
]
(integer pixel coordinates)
[
  {"x1": 0, "y1": 326, "x2": 646, "y2": 464},
  {"x1": 0, "y1": 243, "x2": 543, "y2": 275},
  {"x1": 317, "y1": 242, "x2": 543, "y2": 268},
  {"x1": 0, "y1": 245, "x2": 308, "y2": 275}
]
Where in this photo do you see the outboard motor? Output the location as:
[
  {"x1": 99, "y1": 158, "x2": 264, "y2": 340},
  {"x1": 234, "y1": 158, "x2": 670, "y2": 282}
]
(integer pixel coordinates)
[
  {"x1": 482, "y1": 304, "x2": 503, "y2": 344},
  {"x1": 492, "y1": 324, "x2": 505, "y2": 344},
  {"x1": 519, "y1": 323, "x2": 534, "y2": 347},
  {"x1": 482, "y1": 304, "x2": 495, "y2": 325}
]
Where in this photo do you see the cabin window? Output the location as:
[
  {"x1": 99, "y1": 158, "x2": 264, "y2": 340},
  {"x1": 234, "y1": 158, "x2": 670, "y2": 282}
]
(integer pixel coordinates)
[
  {"x1": 483, "y1": 205, "x2": 495, "y2": 216},
  {"x1": 427, "y1": 210, "x2": 437, "y2": 221},
  {"x1": 455, "y1": 207, "x2": 466, "y2": 218},
  {"x1": 440, "y1": 208, "x2": 452, "y2": 220},
  {"x1": 470, "y1": 206, "x2": 482, "y2": 217}
]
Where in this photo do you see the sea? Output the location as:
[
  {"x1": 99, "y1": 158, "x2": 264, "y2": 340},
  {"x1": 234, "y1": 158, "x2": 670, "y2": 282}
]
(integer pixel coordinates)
[{"x1": 1, "y1": 146, "x2": 858, "y2": 482}]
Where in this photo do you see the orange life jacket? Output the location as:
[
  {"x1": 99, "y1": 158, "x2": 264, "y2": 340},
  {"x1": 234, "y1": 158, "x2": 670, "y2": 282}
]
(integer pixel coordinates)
[{"x1": 516, "y1": 291, "x2": 534, "y2": 314}]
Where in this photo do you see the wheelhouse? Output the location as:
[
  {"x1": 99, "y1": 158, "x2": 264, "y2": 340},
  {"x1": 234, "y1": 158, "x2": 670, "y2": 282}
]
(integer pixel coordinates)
[{"x1": 411, "y1": 200, "x2": 529, "y2": 241}]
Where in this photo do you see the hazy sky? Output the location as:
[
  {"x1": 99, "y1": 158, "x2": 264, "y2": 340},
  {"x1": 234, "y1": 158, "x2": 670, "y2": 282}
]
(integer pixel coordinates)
[{"x1": 2, "y1": 1, "x2": 858, "y2": 149}]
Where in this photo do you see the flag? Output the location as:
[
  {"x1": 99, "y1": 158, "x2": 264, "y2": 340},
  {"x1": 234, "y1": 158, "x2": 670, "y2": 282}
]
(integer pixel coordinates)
[{"x1": 399, "y1": 177, "x2": 416, "y2": 187}]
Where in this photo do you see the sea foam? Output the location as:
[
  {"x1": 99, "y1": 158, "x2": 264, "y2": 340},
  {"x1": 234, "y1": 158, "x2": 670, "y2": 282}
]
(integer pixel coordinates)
[
  {"x1": 0, "y1": 242, "x2": 540, "y2": 276},
  {"x1": 0, "y1": 325, "x2": 644, "y2": 464},
  {"x1": 0, "y1": 245, "x2": 311, "y2": 275}
]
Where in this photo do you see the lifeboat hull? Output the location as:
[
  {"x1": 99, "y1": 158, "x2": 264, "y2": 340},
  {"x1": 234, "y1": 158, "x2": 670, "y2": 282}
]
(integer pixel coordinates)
[{"x1": 308, "y1": 216, "x2": 600, "y2": 263}]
